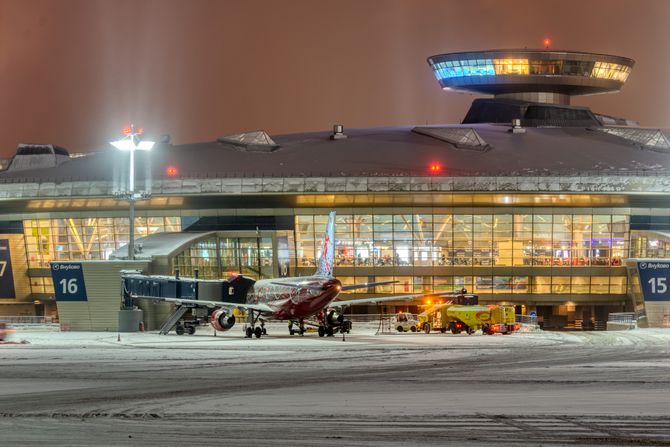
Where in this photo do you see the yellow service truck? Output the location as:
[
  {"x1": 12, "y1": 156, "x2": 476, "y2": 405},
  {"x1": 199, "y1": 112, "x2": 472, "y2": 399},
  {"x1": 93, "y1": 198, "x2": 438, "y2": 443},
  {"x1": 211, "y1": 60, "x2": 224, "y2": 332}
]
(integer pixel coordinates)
[{"x1": 419, "y1": 304, "x2": 518, "y2": 335}]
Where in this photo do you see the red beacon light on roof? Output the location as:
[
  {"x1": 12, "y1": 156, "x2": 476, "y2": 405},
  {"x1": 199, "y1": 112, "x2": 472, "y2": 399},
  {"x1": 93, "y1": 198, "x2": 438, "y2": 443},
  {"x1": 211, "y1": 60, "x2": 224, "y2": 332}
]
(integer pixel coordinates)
[
  {"x1": 165, "y1": 166, "x2": 178, "y2": 177},
  {"x1": 543, "y1": 38, "x2": 551, "y2": 49},
  {"x1": 429, "y1": 163, "x2": 442, "y2": 174}
]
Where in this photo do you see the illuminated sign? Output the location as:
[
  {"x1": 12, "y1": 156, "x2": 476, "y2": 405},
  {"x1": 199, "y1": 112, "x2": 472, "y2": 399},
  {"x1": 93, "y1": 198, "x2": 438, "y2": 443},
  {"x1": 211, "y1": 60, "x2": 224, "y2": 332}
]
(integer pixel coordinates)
[
  {"x1": 637, "y1": 261, "x2": 670, "y2": 301},
  {"x1": 51, "y1": 262, "x2": 88, "y2": 302},
  {"x1": 0, "y1": 239, "x2": 16, "y2": 299}
]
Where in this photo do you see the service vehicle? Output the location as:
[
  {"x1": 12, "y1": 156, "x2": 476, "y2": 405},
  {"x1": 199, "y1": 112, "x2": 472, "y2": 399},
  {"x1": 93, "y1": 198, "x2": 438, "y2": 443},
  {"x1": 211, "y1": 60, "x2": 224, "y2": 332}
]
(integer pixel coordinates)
[
  {"x1": 391, "y1": 312, "x2": 420, "y2": 332},
  {"x1": 420, "y1": 304, "x2": 519, "y2": 335}
]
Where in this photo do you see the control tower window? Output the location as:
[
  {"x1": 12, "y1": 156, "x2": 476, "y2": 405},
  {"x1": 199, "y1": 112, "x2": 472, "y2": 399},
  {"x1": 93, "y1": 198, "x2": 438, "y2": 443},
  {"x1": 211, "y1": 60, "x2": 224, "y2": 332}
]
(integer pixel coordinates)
[
  {"x1": 562, "y1": 60, "x2": 594, "y2": 76},
  {"x1": 591, "y1": 62, "x2": 631, "y2": 82},
  {"x1": 529, "y1": 60, "x2": 562, "y2": 75},
  {"x1": 493, "y1": 59, "x2": 529, "y2": 75}
]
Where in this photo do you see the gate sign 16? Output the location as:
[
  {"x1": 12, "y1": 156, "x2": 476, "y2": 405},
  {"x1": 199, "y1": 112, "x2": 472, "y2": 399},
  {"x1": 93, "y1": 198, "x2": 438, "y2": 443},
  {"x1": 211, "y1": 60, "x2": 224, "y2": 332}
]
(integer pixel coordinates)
[
  {"x1": 638, "y1": 261, "x2": 670, "y2": 302},
  {"x1": 0, "y1": 239, "x2": 16, "y2": 299},
  {"x1": 51, "y1": 262, "x2": 88, "y2": 302}
]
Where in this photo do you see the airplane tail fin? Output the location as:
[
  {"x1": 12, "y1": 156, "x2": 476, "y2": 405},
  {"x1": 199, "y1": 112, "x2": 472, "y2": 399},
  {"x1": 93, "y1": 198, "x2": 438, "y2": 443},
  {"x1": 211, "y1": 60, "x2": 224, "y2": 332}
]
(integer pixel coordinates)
[{"x1": 315, "y1": 211, "x2": 336, "y2": 277}]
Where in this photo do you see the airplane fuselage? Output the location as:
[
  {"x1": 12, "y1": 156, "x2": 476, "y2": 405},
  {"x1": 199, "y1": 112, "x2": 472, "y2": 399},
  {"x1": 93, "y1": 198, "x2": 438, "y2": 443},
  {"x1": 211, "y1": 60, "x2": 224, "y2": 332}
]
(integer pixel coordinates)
[{"x1": 249, "y1": 276, "x2": 342, "y2": 320}]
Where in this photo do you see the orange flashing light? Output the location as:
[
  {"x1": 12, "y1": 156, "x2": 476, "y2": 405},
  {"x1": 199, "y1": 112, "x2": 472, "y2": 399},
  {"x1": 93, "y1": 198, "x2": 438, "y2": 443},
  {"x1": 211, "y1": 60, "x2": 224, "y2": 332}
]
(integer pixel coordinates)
[
  {"x1": 543, "y1": 38, "x2": 551, "y2": 49},
  {"x1": 166, "y1": 166, "x2": 178, "y2": 177},
  {"x1": 429, "y1": 163, "x2": 442, "y2": 174},
  {"x1": 122, "y1": 126, "x2": 133, "y2": 136}
]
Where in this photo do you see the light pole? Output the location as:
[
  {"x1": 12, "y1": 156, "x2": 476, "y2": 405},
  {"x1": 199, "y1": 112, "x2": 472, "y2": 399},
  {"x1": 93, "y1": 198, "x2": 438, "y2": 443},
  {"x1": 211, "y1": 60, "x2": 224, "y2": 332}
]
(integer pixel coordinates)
[{"x1": 111, "y1": 125, "x2": 154, "y2": 260}]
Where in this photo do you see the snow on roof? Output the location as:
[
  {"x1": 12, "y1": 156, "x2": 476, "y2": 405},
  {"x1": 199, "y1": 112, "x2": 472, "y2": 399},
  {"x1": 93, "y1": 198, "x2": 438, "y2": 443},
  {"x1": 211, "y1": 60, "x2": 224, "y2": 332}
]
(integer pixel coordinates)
[{"x1": 1, "y1": 124, "x2": 669, "y2": 181}]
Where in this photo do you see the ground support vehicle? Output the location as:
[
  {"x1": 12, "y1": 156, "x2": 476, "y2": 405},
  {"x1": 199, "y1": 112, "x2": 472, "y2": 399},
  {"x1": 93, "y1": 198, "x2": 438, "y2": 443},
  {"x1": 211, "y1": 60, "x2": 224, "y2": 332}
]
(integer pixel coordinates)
[
  {"x1": 420, "y1": 304, "x2": 519, "y2": 335},
  {"x1": 391, "y1": 312, "x2": 419, "y2": 332}
]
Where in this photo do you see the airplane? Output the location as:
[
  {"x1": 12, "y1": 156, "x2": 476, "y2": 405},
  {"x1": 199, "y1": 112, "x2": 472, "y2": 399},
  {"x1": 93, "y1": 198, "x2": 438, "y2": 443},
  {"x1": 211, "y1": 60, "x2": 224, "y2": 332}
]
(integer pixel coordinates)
[{"x1": 131, "y1": 211, "x2": 454, "y2": 338}]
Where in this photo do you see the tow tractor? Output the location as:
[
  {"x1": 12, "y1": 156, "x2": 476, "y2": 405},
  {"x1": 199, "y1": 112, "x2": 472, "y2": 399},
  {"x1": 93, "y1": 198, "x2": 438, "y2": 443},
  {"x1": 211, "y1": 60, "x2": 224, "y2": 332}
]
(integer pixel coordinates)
[{"x1": 391, "y1": 312, "x2": 420, "y2": 332}]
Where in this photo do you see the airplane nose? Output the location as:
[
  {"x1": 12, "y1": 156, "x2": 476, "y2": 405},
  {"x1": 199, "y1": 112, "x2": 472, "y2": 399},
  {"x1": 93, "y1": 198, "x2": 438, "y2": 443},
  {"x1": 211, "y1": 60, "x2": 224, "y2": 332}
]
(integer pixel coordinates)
[{"x1": 324, "y1": 279, "x2": 342, "y2": 291}]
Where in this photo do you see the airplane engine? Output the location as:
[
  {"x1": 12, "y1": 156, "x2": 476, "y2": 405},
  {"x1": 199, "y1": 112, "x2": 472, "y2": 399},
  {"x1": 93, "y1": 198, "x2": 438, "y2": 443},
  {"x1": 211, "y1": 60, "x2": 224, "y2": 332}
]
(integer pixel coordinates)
[
  {"x1": 326, "y1": 309, "x2": 345, "y2": 326},
  {"x1": 210, "y1": 309, "x2": 236, "y2": 332}
]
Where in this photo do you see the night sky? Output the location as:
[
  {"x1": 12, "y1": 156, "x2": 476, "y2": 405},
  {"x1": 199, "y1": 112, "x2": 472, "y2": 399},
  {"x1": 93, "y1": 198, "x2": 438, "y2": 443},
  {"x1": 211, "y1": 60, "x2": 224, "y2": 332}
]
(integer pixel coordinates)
[{"x1": 1, "y1": 0, "x2": 668, "y2": 157}]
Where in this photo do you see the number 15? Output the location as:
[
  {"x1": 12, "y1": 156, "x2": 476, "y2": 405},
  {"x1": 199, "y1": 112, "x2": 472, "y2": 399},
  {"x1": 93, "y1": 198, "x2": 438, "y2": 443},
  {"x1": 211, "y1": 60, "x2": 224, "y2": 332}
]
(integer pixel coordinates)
[{"x1": 648, "y1": 277, "x2": 668, "y2": 294}]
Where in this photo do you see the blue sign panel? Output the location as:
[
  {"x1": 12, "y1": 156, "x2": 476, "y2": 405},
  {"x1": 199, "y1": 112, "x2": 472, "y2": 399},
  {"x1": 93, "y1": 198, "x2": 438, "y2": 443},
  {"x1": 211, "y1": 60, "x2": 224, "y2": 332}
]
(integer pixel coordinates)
[
  {"x1": 637, "y1": 261, "x2": 670, "y2": 302},
  {"x1": 51, "y1": 262, "x2": 88, "y2": 302},
  {"x1": 0, "y1": 239, "x2": 16, "y2": 299}
]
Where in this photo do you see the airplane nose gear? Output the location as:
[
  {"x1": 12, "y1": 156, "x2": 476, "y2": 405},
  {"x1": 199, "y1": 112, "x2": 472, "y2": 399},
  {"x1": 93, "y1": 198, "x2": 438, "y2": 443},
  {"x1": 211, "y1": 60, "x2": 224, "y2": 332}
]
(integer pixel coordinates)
[{"x1": 245, "y1": 310, "x2": 267, "y2": 339}]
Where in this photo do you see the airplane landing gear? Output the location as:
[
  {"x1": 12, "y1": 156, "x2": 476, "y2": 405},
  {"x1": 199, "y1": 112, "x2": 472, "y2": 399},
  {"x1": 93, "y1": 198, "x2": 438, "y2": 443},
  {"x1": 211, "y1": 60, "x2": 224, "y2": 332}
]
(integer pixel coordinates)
[
  {"x1": 288, "y1": 320, "x2": 305, "y2": 336},
  {"x1": 245, "y1": 310, "x2": 266, "y2": 339}
]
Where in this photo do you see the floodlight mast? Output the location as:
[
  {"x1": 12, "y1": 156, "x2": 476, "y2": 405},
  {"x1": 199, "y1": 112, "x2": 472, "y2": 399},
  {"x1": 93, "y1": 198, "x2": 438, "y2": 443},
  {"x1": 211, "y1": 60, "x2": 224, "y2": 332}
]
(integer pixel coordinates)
[{"x1": 110, "y1": 125, "x2": 154, "y2": 260}]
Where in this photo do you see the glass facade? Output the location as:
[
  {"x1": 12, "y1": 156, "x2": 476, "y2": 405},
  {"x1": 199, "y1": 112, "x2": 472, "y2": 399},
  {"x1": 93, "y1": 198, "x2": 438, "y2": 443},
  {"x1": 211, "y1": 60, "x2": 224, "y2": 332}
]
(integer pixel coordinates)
[
  {"x1": 23, "y1": 217, "x2": 180, "y2": 295},
  {"x1": 335, "y1": 275, "x2": 626, "y2": 295},
  {"x1": 295, "y1": 212, "x2": 628, "y2": 296},
  {"x1": 431, "y1": 58, "x2": 631, "y2": 82},
  {"x1": 630, "y1": 231, "x2": 670, "y2": 259},
  {"x1": 174, "y1": 236, "x2": 274, "y2": 280},
  {"x1": 296, "y1": 213, "x2": 628, "y2": 269},
  {"x1": 19, "y1": 211, "x2": 632, "y2": 301},
  {"x1": 23, "y1": 217, "x2": 181, "y2": 268}
]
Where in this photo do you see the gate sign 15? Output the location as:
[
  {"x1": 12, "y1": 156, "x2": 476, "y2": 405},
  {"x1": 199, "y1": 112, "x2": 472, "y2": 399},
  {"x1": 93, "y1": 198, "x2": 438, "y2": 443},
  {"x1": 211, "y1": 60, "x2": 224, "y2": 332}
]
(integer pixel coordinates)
[
  {"x1": 0, "y1": 239, "x2": 16, "y2": 299},
  {"x1": 51, "y1": 262, "x2": 88, "y2": 302},
  {"x1": 638, "y1": 261, "x2": 670, "y2": 302}
]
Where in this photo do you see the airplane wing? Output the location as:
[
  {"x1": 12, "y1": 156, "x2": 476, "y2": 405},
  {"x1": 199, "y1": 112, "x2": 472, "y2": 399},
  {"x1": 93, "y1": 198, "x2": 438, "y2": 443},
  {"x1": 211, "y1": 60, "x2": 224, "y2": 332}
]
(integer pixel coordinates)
[
  {"x1": 131, "y1": 295, "x2": 273, "y2": 313},
  {"x1": 331, "y1": 292, "x2": 454, "y2": 308},
  {"x1": 340, "y1": 280, "x2": 398, "y2": 291},
  {"x1": 270, "y1": 280, "x2": 398, "y2": 291}
]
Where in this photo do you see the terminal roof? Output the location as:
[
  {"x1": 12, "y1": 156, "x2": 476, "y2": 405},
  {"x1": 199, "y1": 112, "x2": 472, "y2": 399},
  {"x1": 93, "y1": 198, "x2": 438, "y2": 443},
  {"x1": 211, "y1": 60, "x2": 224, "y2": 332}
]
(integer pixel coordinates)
[{"x1": 1, "y1": 124, "x2": 669, "y2": 181}]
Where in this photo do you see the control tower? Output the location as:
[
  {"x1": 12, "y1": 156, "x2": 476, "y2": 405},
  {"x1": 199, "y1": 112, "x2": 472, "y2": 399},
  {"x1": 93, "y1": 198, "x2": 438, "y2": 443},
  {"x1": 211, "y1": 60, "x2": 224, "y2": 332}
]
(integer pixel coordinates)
[{"x1": 427, "y1": 49, "x2": 635, "y2": 126}]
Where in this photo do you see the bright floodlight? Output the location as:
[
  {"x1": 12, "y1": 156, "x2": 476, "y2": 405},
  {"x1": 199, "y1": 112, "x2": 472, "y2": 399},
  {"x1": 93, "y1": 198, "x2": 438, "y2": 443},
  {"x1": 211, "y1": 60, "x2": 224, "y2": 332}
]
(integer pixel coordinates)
[
  {"x1": 137, "y1": 141, "x2": 155, "y2": 150},
  {"x1": 110, "y1": 125, "x2": 154, "y2": 260},
  {"x1": 110, "y1": 137, "x2": 154, "y2": 151}
]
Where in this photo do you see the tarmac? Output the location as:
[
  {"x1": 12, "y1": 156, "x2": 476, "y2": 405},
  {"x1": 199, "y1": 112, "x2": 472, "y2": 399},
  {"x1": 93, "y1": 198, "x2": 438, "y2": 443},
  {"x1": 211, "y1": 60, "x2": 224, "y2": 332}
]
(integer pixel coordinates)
[{"x1": 1, "y1": 324, "x2": 670, "y2": 446}]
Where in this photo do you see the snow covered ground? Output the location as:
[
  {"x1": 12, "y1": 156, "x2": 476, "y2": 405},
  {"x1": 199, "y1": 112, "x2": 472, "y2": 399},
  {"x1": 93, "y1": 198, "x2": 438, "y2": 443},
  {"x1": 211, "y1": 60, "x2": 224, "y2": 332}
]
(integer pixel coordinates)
[{"x1": 1, "y1": 325, "x2": 670, "y2": 446}]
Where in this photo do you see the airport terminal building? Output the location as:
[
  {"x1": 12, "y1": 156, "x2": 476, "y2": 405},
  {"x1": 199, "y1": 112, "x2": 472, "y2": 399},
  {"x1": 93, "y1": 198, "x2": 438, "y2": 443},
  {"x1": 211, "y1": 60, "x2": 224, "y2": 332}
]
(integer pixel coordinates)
[{"x1": 1, "y1": 49, "x2": 669, "y2": 329}]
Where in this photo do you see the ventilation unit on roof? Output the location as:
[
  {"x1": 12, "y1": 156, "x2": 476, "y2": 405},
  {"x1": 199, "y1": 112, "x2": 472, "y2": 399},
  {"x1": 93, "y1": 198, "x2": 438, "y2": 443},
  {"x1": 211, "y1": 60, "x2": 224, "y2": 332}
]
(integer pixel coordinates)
[
  {"x1": 217, "y1": 130, "x2": 280, "y2": 152},
  {"x1": 412, "y1": 126, "x2": 491, "y2": 151},
  {"x1": 591, "y1": 127, "x2": 670, "y2": 153},
  {"x1": 510, "y1": 118, "x2": 526, "y2": 134},
  {"x1": 7, "y1": 144, "x2": 70, "y2": 172},
  {"x1": 330, "y1": 124, "x2": 347, "y2": 140}
]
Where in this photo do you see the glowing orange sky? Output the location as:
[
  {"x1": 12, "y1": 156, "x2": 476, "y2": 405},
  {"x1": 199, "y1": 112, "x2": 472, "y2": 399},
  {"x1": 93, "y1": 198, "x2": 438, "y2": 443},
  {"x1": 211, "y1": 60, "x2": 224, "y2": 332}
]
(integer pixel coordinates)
[{"x1": 1, "y1": 0, "x2": 669, "y2": 157}]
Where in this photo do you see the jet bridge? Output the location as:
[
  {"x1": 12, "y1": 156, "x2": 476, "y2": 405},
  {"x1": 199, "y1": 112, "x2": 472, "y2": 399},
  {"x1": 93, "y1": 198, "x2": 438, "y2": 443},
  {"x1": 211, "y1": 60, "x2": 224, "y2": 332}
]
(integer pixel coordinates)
[{"x1": 121, "y1": 270, "x2": 255, "y2": 334}]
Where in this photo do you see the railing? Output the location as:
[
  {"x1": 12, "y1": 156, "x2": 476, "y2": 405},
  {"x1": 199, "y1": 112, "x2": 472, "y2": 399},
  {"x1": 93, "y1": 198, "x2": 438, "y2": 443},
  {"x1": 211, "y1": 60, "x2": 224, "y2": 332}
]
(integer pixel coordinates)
[
  {"x1": 607, "y1": 312, "x2": 636, "y2": 324},
  {"x1": 606, "y1": 312, "x2": 637, "y2": 330},
  {"x1": 2, "y1": 170, "x2": 670, "y2": 199},
  {"x1": 0, "y1": 316, "x2": 56, "y2": 324},
  {"x1": 516, "y1": 314, "x2": 538, "y2": 325},
  {"x1": 346, "y1": 313, "x2": 392, "y2": 323},
  {"x1": 3, "y1": 166, "x2": 670, "y2": 184}
]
